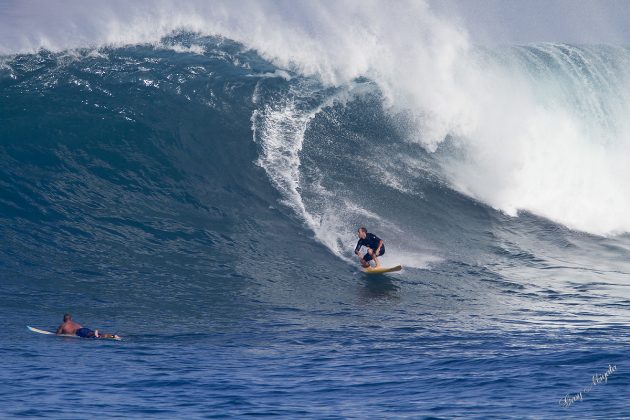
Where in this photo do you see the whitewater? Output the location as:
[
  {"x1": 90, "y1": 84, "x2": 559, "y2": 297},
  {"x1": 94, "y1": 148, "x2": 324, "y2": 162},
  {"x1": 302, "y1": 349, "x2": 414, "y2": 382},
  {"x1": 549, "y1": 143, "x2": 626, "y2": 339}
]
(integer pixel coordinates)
[{"x1": 1, "y1": 1, "x2": 629, "y2": 418}]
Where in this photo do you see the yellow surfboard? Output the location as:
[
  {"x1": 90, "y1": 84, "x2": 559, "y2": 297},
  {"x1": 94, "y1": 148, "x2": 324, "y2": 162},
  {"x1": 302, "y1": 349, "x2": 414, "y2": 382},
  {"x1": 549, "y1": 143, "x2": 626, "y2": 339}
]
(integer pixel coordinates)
[{"x1": 364, "y1": 264, "x2": 402, "y2": 274}]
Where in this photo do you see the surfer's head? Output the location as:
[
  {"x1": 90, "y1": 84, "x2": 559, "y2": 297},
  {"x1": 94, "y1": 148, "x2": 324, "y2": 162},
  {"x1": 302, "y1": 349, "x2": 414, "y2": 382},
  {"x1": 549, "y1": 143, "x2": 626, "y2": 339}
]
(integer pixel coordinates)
[
  {"x1": 63, "y1": 313, "x2": 72, "y2": 322},
  {"x1": 357, "y1": 227, "x2": 367, "y2": 239}
]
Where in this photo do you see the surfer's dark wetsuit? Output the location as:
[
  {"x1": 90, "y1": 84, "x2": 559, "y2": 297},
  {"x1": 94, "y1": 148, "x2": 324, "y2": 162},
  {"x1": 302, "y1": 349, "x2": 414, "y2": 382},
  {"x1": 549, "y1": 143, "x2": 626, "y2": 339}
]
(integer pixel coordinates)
[{"x1": 355, "y1": 232, "x2": 385, "y2": 262}]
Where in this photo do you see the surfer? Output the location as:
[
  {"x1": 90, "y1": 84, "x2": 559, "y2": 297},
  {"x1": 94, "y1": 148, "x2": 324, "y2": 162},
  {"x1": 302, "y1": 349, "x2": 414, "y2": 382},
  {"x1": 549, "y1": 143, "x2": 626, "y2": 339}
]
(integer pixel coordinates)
[
  {"x1": 56, "y1": 314, "x2": 119, "y2": 339},
  {"x1": 354, "y1": 227, "x2": 385, "y2": 269}
]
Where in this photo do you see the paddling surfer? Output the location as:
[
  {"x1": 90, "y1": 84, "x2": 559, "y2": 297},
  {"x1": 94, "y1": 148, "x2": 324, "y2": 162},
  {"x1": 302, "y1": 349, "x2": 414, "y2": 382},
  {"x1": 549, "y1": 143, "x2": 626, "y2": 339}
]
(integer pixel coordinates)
[
  {"x1": 354, "y1": 227, "x2": 385, "y2": 269},
  {"x1": 56, "y1": 313, "x2": 119, "y2": 339}
]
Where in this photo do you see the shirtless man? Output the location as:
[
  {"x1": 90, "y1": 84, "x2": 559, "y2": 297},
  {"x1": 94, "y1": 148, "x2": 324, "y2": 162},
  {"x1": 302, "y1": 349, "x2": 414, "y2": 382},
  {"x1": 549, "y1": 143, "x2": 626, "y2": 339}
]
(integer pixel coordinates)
[{"x1": 56, "y1": 314, "x2": 119, "y2": 339}]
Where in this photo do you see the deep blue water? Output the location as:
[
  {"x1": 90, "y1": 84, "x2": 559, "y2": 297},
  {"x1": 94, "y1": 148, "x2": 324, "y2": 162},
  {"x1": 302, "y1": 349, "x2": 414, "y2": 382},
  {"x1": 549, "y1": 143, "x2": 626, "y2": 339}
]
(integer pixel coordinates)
[{"x1": 1, "y1": 35, "x2": 630, "y2": 418}]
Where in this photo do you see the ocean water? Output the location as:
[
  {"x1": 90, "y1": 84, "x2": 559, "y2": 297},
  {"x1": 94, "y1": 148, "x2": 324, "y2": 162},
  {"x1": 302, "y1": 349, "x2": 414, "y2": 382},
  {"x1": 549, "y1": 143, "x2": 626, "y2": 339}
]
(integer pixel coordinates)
[{"x1": 2, "y1": 5, "x2": 630, "y2": 419}]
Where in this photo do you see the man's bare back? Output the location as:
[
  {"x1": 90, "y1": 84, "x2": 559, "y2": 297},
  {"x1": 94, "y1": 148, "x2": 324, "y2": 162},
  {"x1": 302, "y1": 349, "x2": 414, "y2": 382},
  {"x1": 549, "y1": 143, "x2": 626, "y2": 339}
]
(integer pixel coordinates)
[{"x1": 56, "y1": 319, "x2": 82, "y2": 335}]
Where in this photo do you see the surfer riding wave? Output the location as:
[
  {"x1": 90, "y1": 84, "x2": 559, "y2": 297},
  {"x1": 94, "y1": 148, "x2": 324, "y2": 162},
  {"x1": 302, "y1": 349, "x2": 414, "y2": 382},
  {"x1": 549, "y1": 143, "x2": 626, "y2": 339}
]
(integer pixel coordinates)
[{"x1": 354, "y1": 227, "x2": 385, "y2": 269}]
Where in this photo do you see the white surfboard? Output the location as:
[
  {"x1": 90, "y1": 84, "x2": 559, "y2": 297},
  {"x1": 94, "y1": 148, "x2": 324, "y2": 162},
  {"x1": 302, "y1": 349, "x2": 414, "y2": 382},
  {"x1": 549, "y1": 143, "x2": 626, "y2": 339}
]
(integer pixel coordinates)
[
  {"x1": 27, "y1": 326, "x2": 122, "y2": 341},
  {"x1": 28, "y1": 326, "x2": 63, "y2": 335}
]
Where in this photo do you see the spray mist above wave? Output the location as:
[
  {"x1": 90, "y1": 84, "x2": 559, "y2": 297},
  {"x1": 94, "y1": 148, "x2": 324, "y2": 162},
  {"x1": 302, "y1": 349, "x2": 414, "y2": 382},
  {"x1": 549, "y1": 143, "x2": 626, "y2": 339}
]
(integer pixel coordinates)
[{"x1": 3, "y1": 0, "x2": 630, "y2": 235}]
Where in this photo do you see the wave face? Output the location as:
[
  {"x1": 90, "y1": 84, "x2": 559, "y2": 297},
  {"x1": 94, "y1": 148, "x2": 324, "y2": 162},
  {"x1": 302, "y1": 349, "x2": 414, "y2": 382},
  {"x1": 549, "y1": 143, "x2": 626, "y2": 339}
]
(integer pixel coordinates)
[
  {"x1": 3, "y1": 1, "x2": 630, "y2": 236},
  {"x1": 2, "y1": 3, "x2": 630, "y2": 418}
]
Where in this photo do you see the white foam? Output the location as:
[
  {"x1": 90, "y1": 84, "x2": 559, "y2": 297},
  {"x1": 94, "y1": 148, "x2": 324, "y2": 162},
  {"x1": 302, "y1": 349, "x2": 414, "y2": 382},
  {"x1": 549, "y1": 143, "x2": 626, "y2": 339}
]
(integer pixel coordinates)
[
  {"x1": 438, "y1": 44, "x2": 630, "y2": 235},
  {"x1": 158, "y1": 43, "x2": 205, "y2": 55}
]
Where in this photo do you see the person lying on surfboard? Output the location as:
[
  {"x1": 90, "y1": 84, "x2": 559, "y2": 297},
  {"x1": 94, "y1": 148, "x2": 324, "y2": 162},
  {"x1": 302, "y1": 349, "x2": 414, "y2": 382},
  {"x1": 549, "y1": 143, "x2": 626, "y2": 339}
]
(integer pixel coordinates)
[
  {"x1": 354, "y1": 227, "x2": 385, "y2": 269},
  {"x1": 56, "y1": 313, "x2": 119, "y2": 339}
]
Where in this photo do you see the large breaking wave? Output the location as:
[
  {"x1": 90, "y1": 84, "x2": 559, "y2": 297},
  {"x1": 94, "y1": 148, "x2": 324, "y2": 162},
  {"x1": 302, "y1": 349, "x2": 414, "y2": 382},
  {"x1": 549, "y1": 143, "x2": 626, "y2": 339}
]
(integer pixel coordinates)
[
  {"x1": 3, "y1": 0, "x2": 630, "y2": 237},
  {"x1": 2, "y1": 1, "x2": 630, "y2": 279}
]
